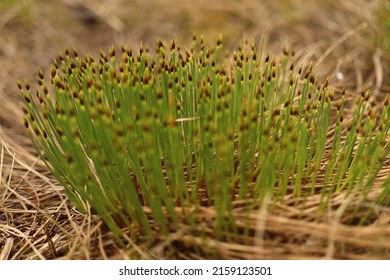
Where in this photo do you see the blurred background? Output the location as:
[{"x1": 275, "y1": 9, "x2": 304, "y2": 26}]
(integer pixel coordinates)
[{"x1": 2, "y1": 3, "x2": 390, "y2": 97}]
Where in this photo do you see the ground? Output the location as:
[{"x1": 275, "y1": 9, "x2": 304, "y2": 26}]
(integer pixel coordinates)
[{"x1": 0, "y1": 0, "x2": 389, "y2": 259}]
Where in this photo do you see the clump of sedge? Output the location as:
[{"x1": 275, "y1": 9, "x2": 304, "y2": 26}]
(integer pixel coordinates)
[{"x1": 19, "y1": 37, "x2": 390, "y2": 242}]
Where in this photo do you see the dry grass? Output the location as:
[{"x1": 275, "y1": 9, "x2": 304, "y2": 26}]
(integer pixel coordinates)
[{"x1": 0, "y1": 0, "x2": 389, "y2": 259}]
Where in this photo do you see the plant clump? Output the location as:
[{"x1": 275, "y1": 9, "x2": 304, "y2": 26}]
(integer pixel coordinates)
[{"x1": 19, "y1": 37, "x2": 390, "y2": 247}]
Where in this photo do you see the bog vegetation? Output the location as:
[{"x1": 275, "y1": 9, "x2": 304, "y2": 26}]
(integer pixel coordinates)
[{"x1": 19, "y1": 36, "x2": 390, "y2": 251}]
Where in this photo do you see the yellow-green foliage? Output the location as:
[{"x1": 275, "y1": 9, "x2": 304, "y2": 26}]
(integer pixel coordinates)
[{"x1": 377, "y1": 0, "x2": 390, "y2": 51}]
